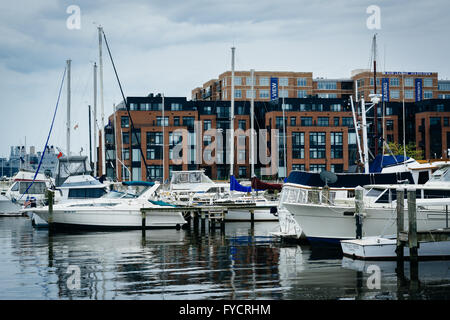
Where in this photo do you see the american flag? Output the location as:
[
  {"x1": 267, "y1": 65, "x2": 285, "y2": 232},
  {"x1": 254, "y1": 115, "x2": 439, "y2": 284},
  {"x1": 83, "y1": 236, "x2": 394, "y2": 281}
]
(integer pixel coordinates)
[{"x1": 23, "y1": 197, "x2": 31, "y2": 208}]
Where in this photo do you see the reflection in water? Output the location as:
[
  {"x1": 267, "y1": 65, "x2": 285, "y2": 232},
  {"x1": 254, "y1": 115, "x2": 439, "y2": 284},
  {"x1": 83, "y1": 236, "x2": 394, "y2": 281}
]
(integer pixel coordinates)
[{"x1": 1, "y1": 217, "x2": 450, "y2": 300}]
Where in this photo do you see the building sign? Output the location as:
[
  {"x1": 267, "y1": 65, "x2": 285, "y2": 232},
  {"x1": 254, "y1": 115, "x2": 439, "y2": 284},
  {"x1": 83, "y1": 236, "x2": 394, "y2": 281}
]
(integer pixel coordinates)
[
  {"x1": 383, "y1": 71, "x2": 433, "y2": 76},
  {"x1": 415, "y1": 78, "x2": 423, "y2": 102},
  {"x1": 381, "y1": 78, "x2": 389, "y2": 102},
  {"x1": 270, "y1": 77, "x2": 278, "y2": 100}
]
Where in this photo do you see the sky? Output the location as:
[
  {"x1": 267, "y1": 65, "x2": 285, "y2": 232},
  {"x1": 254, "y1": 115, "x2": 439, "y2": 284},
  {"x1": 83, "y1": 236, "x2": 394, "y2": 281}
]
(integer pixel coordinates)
[{"x1": 1, "y1": 0, "x2": 449, "y2": 159}]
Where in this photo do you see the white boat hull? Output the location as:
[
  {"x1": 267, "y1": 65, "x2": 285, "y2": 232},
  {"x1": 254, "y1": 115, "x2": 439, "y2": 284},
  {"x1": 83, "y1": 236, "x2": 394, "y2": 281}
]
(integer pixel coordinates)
[
  {"x1": 284, "y1": 202, "x2": 449, "y2": 243},
  {"x1": 30, "y1": 207, "x2": 186, "y2": 229},
  {"x1": 341, "y1": 236, "x2": 450, "y2": 259},
  {"x1": 225, "y1": 207, "x2": 278, "y2": 221}
]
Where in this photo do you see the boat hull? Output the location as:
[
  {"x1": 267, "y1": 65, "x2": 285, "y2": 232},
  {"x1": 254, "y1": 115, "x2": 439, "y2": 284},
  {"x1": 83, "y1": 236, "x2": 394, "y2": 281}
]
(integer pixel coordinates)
[
  {"x1": 284, "y1": 202, "x2": 449, "y2": 242},
  {"x1": 30, "y1": 208, "x2": 186, "y2": 230},
  {"x1": 0, "y1": 195, "x2": 22, "y2": 215},
  {"x1": 225, "y1": 208, "x2": 278, "y2": 221}
]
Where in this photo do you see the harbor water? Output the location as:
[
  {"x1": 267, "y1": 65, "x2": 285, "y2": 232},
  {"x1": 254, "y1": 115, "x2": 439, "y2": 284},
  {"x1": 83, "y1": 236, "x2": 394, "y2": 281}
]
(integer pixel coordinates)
[{"x1": 1, "y1": 216, "x2": 450, "y2": 300}]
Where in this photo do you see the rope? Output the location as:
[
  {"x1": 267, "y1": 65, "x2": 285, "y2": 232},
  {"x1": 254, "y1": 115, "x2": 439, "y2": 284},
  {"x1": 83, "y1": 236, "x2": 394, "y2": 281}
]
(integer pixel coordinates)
[{"x1": 19, "y1": 66, "x2": 67, "y2": 201}]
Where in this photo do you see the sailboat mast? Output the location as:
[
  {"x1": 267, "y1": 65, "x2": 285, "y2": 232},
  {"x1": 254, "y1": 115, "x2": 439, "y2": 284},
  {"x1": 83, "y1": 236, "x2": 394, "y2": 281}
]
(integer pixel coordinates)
[
  {"x1": 282, "y1": 84, "x2": 287, "y2": 177},
  {"x1": 250, "y1": 69, "x2": 255, "y2": 178},
  {"x1": 66, "y1": 59, "x2": 71, "y2": 157},
  {"x1": 230, "y1": 47, "x2": 235, "y2": 178},
  {"x1": 361, "y1": 98, "x2": 370, "y2": 173},
  {"x1": 162, "y1": 93, "x2": 165, "y2": 183},
  {"x1": 98, "y1": 26, "x2": 106, "y2": 176},
  {"x1": 113, "y1": 104, "x2": 119, "y2": 180},
  {"x1": 93, "y1": 62, "x2": 98, "y2": 175}
]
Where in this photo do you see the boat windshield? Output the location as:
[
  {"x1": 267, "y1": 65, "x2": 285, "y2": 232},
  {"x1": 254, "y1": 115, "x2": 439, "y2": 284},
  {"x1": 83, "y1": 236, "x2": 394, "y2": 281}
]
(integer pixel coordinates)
[
  {"x1": 170, "y1": 171, "x2": 213, "y2": 184},
  {"x1": 429, "y1": 166, "x2": 450, "y2": 182},
  {"x1": 101, "y1": 190, "x2": 138, "y2": 199}
]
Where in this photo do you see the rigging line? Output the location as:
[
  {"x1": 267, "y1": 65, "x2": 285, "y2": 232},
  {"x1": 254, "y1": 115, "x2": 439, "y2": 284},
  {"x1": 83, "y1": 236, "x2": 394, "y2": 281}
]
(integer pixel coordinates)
[
  {"x1": 20, "y1": 66, "x2": 67, "y2": 201},
  {"x1": 101, "y1": 29, "x2": 149, "y2": 179}
]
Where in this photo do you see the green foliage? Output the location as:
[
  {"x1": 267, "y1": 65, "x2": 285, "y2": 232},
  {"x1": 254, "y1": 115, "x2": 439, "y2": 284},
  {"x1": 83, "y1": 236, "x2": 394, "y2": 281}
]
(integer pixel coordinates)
[{"x1": 387, "y1": 142, "x2": 423, "y2": 160}]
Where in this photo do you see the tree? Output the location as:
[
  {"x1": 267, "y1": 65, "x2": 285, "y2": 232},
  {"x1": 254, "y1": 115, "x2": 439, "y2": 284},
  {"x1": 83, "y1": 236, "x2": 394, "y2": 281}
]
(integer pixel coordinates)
[{"x1": 387, "y1": 142, "x2": 423, "y2": 160}]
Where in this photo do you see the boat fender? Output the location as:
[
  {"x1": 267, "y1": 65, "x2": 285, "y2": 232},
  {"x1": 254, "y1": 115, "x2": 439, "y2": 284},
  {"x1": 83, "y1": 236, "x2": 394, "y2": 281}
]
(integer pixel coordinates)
[{"x1": 270, "y1": 206, "x2": 278, "y2": 216}]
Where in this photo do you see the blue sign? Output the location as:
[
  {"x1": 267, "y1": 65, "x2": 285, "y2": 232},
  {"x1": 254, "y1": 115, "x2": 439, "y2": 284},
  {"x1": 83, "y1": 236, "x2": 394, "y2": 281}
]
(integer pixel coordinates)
[
  {"x1": 270, "y1": 77, "x2": 278, "y2": 100},
  {"x1": 381, "y1": 78, "x2": 389, "y2": 102},
  {"x1": 415, "y1": 78, "x2": 423, "y2": 102}
]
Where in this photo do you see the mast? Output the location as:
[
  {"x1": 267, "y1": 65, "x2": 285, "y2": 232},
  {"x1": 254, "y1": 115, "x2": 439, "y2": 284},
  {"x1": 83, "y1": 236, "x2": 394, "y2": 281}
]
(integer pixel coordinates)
[
  {"x1": 372, "y1": 34, "x2": 378, "y2": 156},
  {"x1": 350, "y1": 96, "x2": 364, "y2": 169},
  {"x1": 88, "y1": 105, "x2": 93, "y2": 169},
  {"x1": 402, "y1": 73, "x2": 407, "y2": 160},
  {"x1": 250, "y1": 69, "x2": 255, "y2": 178},
  {"x1": 162, "y1": 93, "x2": 165, "y2": 183},
  {"x1": 282, "y1": 84, "x2": 287, "y2": 177},
  {"x1": 230, "y1": 47, "x2": 235, "y2": 178},
  {"x1": 113, "y1": 104, "x2": 119, "y2": 180},
  {"x1": 98, "y1": 26, "x2": 106, "y2": 176},
  {"x1": 66, "y1": 59, "x2": 71, "y2": 157},
  {"x1": 93, "y1": 62, "x2": 98, "y2": 176},
  {"x1": 361, "y1": 98, "x2": 370, "y2": 173}
]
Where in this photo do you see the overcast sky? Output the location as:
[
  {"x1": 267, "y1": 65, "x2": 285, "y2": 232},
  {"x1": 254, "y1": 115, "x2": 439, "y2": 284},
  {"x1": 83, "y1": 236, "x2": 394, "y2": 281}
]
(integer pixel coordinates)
[{"x1": 1, "y1": 0, "x2": 449, "y2": 159}]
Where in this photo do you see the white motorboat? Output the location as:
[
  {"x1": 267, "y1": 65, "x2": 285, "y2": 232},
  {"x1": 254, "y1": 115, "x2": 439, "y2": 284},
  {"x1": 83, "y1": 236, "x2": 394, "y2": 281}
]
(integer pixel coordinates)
[
  {"x1": 341, "y1": 233, "x2": 450, "y2": 260},
  {"x1": 215, "y1": 195, "x2": 279, "y2": 221},
  {"x1": 24, "y1": 181, "x2": 186, "y2": 229},
  {"x1": 0, "y1": 170, "x2": 55, "y2": 216}
]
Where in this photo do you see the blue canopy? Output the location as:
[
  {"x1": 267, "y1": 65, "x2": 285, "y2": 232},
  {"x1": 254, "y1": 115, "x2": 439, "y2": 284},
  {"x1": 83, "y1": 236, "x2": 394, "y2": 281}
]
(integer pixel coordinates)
[
  {"x1": 122, "y1": 181, "x2": 155, "y2": 187},
  {"x1": 230, "y1": 175, "x2": 252, "y2": 193},
  {"x1": 369, "y1": 155, "x2": 410, "y2": 173}
]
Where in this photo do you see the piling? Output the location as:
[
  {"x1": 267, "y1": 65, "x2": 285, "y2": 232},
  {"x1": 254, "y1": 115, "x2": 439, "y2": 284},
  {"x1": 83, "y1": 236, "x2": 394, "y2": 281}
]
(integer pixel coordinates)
[
  {"x1": 355, "y1": 186, "x2": 364, "y2": 239},
  {"x1": 47, "y1": 189, "x2": 54, "y2": 224},
  {"x1": 395, "y1": 188, "x2": 405, "y2": 275},
  {"x1": 193, "y1": 210, "x2": 199, "y2": 231},
  {"x1": 407, "y1": 188, "x2": 419, "y2": 283},
  {"x1": 250, "y1": 209, "x2": 255, "y2": 227},
  {"x1": 201, "y1": 210, "x2": 206, "y2": 231}
]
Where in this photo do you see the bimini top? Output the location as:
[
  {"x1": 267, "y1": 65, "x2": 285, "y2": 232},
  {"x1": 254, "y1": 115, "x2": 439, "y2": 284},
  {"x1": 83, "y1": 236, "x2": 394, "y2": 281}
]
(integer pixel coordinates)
[
  {"x1": 285, "y1": 170, "x2": 414, "y2": 188},
  {"x1": 122, "y1": 181, "x2": 155, "y2": 187}
]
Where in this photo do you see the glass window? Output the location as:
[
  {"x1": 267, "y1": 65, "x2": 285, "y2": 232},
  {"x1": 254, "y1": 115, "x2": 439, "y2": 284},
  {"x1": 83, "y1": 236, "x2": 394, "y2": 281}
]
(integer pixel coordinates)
[
  {"x1": 297, "y1": 90, "x2": 307, "y2": 98},
  {"x1": 297, "y1": 78, "x2": 307, "y2": 87},
  {"x1": 122, "y1": 132, "x2": 130, "y2": 144},
  {"x1": 259, "y1": 89, "x2": 269, "y2": 98},
  {"x1": 390, "y1": 90, "x2": 400, "y2": 99},
  {"x1": 301, "y1": 117, "x2": 312, "y2": 126},
  {"x1": 290, "y1": 117, "x2": 296, "y2": 126},
  {"x1": 234, "y1": 77, "x2": 242, "y2": 85},
  {"x1": 246, "y1": 77, "x2": 256, "y2": 86},
  {"x1": 334, "y1": 117, "x2": 340, "y2": 126},
  {"x1": 424, "y1": 78, "x2": 433, "y2": 87},
  {"x1": 259, "y1": 77, "x2": 269, "y2": 86},
  {"x1": 310, "y1": 132, "x2": 326, "y2": 159},
  {"x1": 156, "y1": 117, "x2": 169, "y2": 126},
  {"x1": 235, "y1": 89, "x2": 242, "y2": 98},
  {"x1": 203, "y1": 120, "x2": 212, "y2": 130},
  {"x1": 122, "y1": 148, "x2": 130, "y2": 160},
  {"x1": 246, "y1": 90, "x2": 255, "y2": 99},
  {"x1": 404, "y1": 90, "x2": 414, "y2": 99},
  {"x1": 404, "y1": 78, "x2": 414, "y2": 87},
  {"x1": 310, "y1": 164, "x2": 326, "y2": 173},
  {"x1": 173, "y1": 116, "x2": 180, "y2": 126},
  {"x1": 317, "y1": 81, "x2": 337, "y2": 90},
  {"x1": 317, "y1": 117, "x2": 329, "y2": 127},
  {"x1": 238, "y1": 120, "x2": 246, "y2": 130},
  {"x1": 292, "y1": 132, "x2": 305, "y2": 159},
  {"x1": 331, "y1": 132, "x2": 343, "y2": 159},
  {"x1": 424, "y1": 91, "x2": 433, "y2": 99},
  {"x1": 132, "y1": 149, "x2": 141, "y2": 162},
  {"x1": 121, "y1": 116, "x2": 129, "y2": 128},
  {"x1": 171, "y1": 103, "x2": 182, "y2": 111},
  {"x1": 279, "y1": 89, "x2": 288, "y2": 98},
  {"x1": 279, "y1": 77, "x2": 289, "y2": 87},
  {"x1": 390, "y1": 78, "x2": 399, "y2": 87},
  {"x1": 438, "y1": 82, "x2": 450, "y2": 91},
  {"x1": 330, "y1": 104, "x2": 341, "y2": 112}
]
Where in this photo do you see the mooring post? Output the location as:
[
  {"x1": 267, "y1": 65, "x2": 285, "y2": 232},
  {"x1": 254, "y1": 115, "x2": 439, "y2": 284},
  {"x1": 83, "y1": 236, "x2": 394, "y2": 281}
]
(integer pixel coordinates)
[
  {"x1": 396, "y1": 188, "x2": 405, "y2": 275},
  {"x1": 220, "y1": 210, "x2": 225, "y2": 232},
  {"x1": 250, "y1": 209, "x2": 255, "y2": 226},
  {"x1": 201, "y1": 210, "x2": 206, "y2": 231},
  {"x1": 446, "y1": 205, "x2": 448, "y2": 229},
  {"x1": 407, "y1": 188, "x2": 419, "y2": 283},
  {"x1": 193, "y1": 209, "x2": 199, "y2": 231},
  {"x1": 47, "y1": 189, "x2": 54, "y2": 224},
  {"x1": 355, "y1": 186, "x2": 364, "y2": 239}
]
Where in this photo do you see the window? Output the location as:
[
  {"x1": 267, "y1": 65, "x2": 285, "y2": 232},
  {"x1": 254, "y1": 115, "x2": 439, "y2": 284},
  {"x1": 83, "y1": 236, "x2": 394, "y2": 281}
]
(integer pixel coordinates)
[
  {"x1": 238, "y1": 150, "x2": 246, "y2": 162},
  {"x1": 238, "y1": 120, "x2": 246, "y2": 130},
  {"x1": 279, "y1": 89, "x2": 288, "y2": 98},
  {"x1": 430, "y1": 117, "x2": 441, "y2": 126},
  {"x1": 173, "y1": 116, "x2": 180, "y2": 126},
  {"x1": 121, "y1": 116, "x2": 129, "y2": 128},
  {"x1": 444, "y1": 117, "x2": 449, "y2": 127},
  {"x1": 131, "y1": 131, "x2": 141, "y2": 146},
  {"x1": 279, "y1": 77, "x2": 289, "y2": 87},
  {"x1": 330, "y1": 104, "x2": 341, "y2": 112},
  {"x1": 292, "y1": 164, "x2": 305, "y2": 171},
  {"x1": 203, "y1": 106, "x2": 212, "y2": 115},
  {"x1": 129, "y1": 103, "x2": 139, "y2": 110},
  {"x1": 370, "y1": 78, "x2": 381, "y2": 87},
  {"x1": 424, "y1": 78, "x2": 433, "y2": 87},
  {"x1": 122, "y1": 148, "x2": 130, "y2": 160},
  {"x1": 183, "y1": 117, "x2": 195, "y2": 130},
  {"x1": 301, "y1": 117, "x2": 312, "y2": 126},
  {"x1": 424, "y1": 91, "x2": 433, "y2": 99},
  {"x1": 235, "y1": 89, "x2": 242, "y2": 98},
  {"x1": 404, "y1": 78, "x2": 414, "y2": 87},
  {"x1": 405, "y1": 90, "x2": 414, "y2": 99},
  {"x1": 390, "y1": 90, "x2": 400, "y2": 99},
  {"x1": 156, "y1": 116, "x2": 169, "y2": 126},
  {"x1": 386, "y1": 120, "x2": 394, "y2": 131},
  {"x1": 334, "y1": 117, "x2": 340, "y2": 126},
  {"x1": 342, "y1": 117, "x2": 353, "y2": 128},
  {"x1": 317, "y1": 117, "x2": 329, "y2": 127},
  {"x1": 246, "y1": 90, "x2": 255, "y2": 99},
  {"x1": 19, "y1": 181, "x2": 46, "y2": 194},
  {"x1": 317, "y1": 81, "x2": 337, "y2": 90},
  {"x1": 438, "y1": 82, "x2": 450, "y2": 91},
  {"x1": 147, "y1": 132, "x2": 163, "y2": 146},
  {"x1": 148, "y1": 165, "x2": 163, "y2": 180},
  {"x1": 259, "y1": 89, "x2": 270, "y2": 98},
  {"x1": 203, "y1": 120, "x2": 212, "y2": 130},
  {"x1": 318, "y1": 93, "x2": 337, "y2": 98},
  {"x1": 275, "y1": 117, "x2": 285, "y2": 129},
  {"x1": 217, "y1": 106, "x2": 229, "y2": 118},
  {"x1": 290, "y1": 117, "x2": 296, "y2": 126},
  {"x1": 297, "y1": 78, "x2": 307, "y2": 87},
  {"x1": 246, "y1": 77, "x2": 256, "y2": 86},
  {"x1": 234, "y1": 77, "x2": 242, "y2": 86},
  {"x1": 238, "y1": 166, "x2": 247, "y2": 177},
  {"x1": 310, "y1": 132, "x2": 326, "y2": 159},
  {"x1": 330, "y1": 164, "x2": 343, "y2": 173},
  {"x1": 292, "y1": 132, "x2": 305, "y2": 159},
  {"x1": 297, "y1": 90, "x2": 307, "y2": 98},
  {"x1": 331, "y1": 132, "x2": 343, "y2": 159},
  {"x1": 171, "y1": 103, "x2": 182, "y2": 111},
  {"x1": 132, "y1": 149, "x2": 141, "y2": 162},
  {"x1": 310, "y1": 164, "x2": 326, "y2": 173},
  {"x1": 259, "y1": 77, "x2": 269, "y2": 86},
  {"x1": 141, "y1": 103, "x2": 150, "y2": 111},
  {"x1": 132, "y1": 167, "x2": 141, "y2": 181},
  {"x1": 390, "y1": 78, "x2": 400, "y2": 87},
  {"x1": 122, "y1": 132, "x2": 130, "y2": 144}
]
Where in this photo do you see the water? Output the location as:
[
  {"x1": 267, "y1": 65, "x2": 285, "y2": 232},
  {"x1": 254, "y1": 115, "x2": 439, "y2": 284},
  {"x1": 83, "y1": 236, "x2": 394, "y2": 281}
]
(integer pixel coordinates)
[{"x1": 1, "y1": 216, "x2": 450, "y2": 300}]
